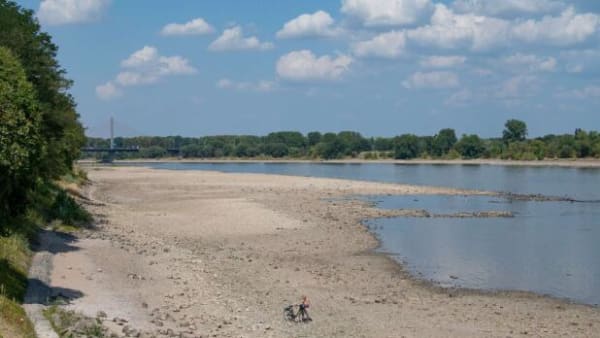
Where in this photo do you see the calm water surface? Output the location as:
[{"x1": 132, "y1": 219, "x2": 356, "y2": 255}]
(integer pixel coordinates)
[
  {"x1": 139, "y1": 162, "x2": 600, "y2": 200},
  {"x1": 364, "y1": 195, "x2": 600, "y2": 305},
  {"x1": 131, "y1": 162, "x2": 600, "y2": 305}
]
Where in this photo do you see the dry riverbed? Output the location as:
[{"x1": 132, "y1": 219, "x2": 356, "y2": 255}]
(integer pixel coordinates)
[{"x1": 46, "y1": 166, "x2": 599, "y2": 337}]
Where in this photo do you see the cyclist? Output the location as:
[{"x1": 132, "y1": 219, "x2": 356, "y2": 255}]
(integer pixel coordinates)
[{"x1": 298, "y1": 295, "x2": 311, "y2": 322}]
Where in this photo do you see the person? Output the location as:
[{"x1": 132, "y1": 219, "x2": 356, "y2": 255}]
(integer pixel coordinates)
[{"x1": 298, "y1": 295, "x2": 311, "y2": 322}]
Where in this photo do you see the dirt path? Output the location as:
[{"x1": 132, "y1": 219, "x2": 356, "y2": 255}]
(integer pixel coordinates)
[
  {"x1": 47, "y1": 166, "x2": 599, "y2": 337},
  {"x1": 24, "y1": 230, "x2": 62, "y2": 338}
]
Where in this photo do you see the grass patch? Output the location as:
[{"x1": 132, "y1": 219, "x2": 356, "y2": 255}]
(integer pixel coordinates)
[
  {"x1": 44, "y1": 306, "x2": 107, "y2": 338},
  {"x1": 0, "y1": 230, "x2": 36, "y2": 338}
]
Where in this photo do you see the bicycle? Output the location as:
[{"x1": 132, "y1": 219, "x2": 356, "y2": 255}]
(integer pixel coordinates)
[{"x1": 283, "y1": 304, "x2": 312, "y2": 323}]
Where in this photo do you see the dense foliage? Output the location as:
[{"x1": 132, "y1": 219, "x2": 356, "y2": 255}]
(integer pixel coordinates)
[
  {"x1": 0, "y1": 0, "x2": 86, "y2": 232},
  {"x1": 85, "y1": 121, "x2": 600, "y2": 161}
]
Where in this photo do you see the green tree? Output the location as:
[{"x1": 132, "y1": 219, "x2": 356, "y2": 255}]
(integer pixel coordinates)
[
  {"x1": 0, "y1": 47, "x2": 44, "y2": 227},
  {"x1": 455, "y1": 134, "x2": 485, "y2": 159},
  {"x1": 140, "y1": 146, "x2": 167, "y2": 158},
  {"x1": 502, "y1": 119, "x2": 528, "y2": 143},
  {"x1": 432, "y1": 128, "x2": 457, "y2": 157},
  {"x1": 307, "y1": 132, "x2": 322, "y2": 147},
  {"x1": 393, "y1": 134, "x2": 420, "y2": 159},
  {"x1": 0, "y1": 0, "x2": 85, "y2": 178}
]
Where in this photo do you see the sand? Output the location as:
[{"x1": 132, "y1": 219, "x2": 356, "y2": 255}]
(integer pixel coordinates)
[{"x1": 48, "y1": 166, "x2": 599, "y2": 337}]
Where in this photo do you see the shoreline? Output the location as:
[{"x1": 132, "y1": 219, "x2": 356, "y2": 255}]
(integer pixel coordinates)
[
  {"x1": 79, "y1": 158, "x2": 600, "y2": 168},
  {"x1": 51, "y1": 166, "x2": 599, "y2": 337}
]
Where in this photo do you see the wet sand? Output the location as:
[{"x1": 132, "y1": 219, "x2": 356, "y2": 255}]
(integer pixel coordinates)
[{"x1": 50, "y1": 166, "x2": 599, "y2": 337}]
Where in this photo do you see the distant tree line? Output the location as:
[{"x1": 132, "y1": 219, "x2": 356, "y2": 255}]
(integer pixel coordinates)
[
  {"x1": 84, "y1": 120, "x2": 600, "y2": 161},
  {"x1": 1, "y1": 0, "x2": 86, "y2": 232}
]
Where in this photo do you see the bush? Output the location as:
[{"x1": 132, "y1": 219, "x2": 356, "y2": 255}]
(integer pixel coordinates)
[{"x1": 50, "y1": 191, "x2": 91, "y2": 226}]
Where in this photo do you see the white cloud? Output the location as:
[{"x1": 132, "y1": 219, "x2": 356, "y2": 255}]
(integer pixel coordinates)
[
  {"x1": 512, "y1": 7, "x2": 600, "y2": 46},
  {"x1": 504, "y1": 53, "x2": 556, "y2": 72},
  {"x1": 452, "y1": 0, "x2": 565, "y2": 16},
  {"x1": 161, "y1": 18, "x2": 214, "y2": 36},
  {"x1": 406, "y1": 4, "x2": 511, "y2": 51},
  {"x1": 209, "y1": 26, "x2": 273, "y2": 52},
  {"x1": 420, "y1": 55, "x2": 466, "y2": 68},
  {"x1": 96, "y1": 81, "x2": 121, "y2": 100},
  {"x1": 402, "y1": 71, "x2": 460, "y2": 89},
  {"x1": 341, "y1": 0, "x2": 432, "y2": 27},
  {"x1": 96, "y1": 46, "x2": 196, "y2": 99},
  {"x1": 496, "y1": 75, "x2": 539, "y2": 99},
  {"x1": 115, "y1": 46, "x2": 196, "y2": 86},
  {"x1": 445, "y1": 88, "x2": 472, "y2": 106},
  {"x1": 564, "y1": 86, "x2": 600, "y2": 99},
  {"x1": 121, "y1": 46, "x2": 159, "y2": 68},
  {"x1": 276, "y1": 50, "x2": 353, "y2": 82},
  {"x1": 352, "y1": 31, "x2": 406, "y2": 58},
  {"x1": 276, "y1": 11, "x2": 340, "y2": 39},
  {"x1": 405, "y1": 4, "x2": 599, "y2": 51},
  {"x1": 38, "y1": 0, "x2": 110, "y2": 25},
  {"x1": 216, "y1": 78, "x2": 277, "y2": 92}
]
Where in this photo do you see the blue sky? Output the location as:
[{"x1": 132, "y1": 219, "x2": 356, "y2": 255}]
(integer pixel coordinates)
[{"x1": 15, "y1": 0, "x2": 600, "y2": 138}]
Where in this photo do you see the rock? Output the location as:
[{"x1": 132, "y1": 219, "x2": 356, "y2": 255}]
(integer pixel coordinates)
[{"x1": 97, "y1": 310, "x2": 108, "y2": 318}]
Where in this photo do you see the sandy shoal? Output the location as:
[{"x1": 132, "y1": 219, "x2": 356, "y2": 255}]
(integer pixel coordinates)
[{"x1": 51, "y1": 166, "x2": 599, "y2": 337}]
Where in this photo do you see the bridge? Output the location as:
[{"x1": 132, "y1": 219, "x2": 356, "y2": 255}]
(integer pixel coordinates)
[{"x1": 81, "y1": 117, "x2": 182, "y2": 162}]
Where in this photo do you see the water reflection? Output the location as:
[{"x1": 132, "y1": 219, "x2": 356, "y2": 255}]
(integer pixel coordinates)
[{"x1": 367, "y1": 195, "x2": 600, "y2": 305}]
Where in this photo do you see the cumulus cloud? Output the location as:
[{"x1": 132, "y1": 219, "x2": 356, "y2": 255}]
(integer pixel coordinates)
[
  {"x1": 341, "y1": 0, "x2": 433, "y2": 27},
  {"x1": 96, "y1": 81, "x2": 121, "y2": 100},
  {"x1": 115, "y1": 46, "x2": 196, "y2": 86},
  {"x1": 276, "y1": 11, "x2": 340, "y2": 39},
  {"x1": 512, "y1": 7, "x2": 600, "y2": 46},
  {"x1": 161, "y1": 18, "x2": 214, "y2": 36},
  {"x1": 402, "y1": 71, "x2": 460, "y2": 89},
  {"x1": 504, "y1": 53, "x2": 557, "y2": 72},
  {"x1": 209, "y1": 26, "x2": 273, "y2": 52},
  {"x1": 352, "y1": 31, "x2": 406, "y2": 58},
  {"x1": 403, "y1": 4, "x2": 599, "y2": 51},
  {"x1": 420, "y1": 55, "x2": 466, "y2": 68},
  {"x1": 452, "y1": 0, "x2": 565, "y2": 16},
  {"x1": 216, "y1": 78, "x2": 277, "y2": 92},
  {"x1": 495, "y1": 75, "x2": 539, "y2": 99},
  {"x1": 406, "y1": 4, "x2": 511, "y2": 51},
  {"x1": 96, "y1": 46, "x2": 196, "y2": 99},
  {"x1": 37, "y1": 0, "x2": 110, "y2": 25},
  {"x1": 276, "y1": 50, "x2": 353, "y2": 82}
]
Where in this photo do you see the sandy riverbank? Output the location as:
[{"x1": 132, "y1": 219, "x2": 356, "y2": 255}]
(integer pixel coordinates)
[
  {"x1": 79, "y1": 158, "x2": 600, "y2": 168},
  {"x1": 49, "y1": 166, "x2": 598, "y2": 337}
]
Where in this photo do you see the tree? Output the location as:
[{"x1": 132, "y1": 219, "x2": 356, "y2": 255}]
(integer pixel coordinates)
[
  {"x1": 140, "y1": 146, "x2": 167, "y2": 158},
  {"x1": 337, "y1": 131, "x2": 371, "y2": 156},
  {"x1": 502, "y1": 119, "x2": 528, "y2": 143},
  {"x1": 307, "y1": 132, "x2": 322, "y2": 147},
  {"x1": 393, "y1": 134, "x2": 420, "y2": 159},
  {"x1": 0, "y1": 47, "x2": 44, "y2": 226},
  {"x1": 455, "y1": 135, "x2": 485, "y2": 159},
  {"x1": 432, "y1": 128, "x2": 457, "y2": 157},
  {"x1": 262, "y1": 143, "x2": 289, "y2": 158},
  {"x1": 0, "y1": 0, "x2": 85, "y2": 178}
]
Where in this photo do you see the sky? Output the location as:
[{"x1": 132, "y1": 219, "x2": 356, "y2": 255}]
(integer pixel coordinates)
[{"x1": 14, "y1": 0, "x2": 600, "y2": 138}]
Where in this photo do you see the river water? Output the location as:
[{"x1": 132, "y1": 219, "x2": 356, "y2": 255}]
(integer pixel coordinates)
[{"x1": 132, "y1": 162, "x2": 600, "y2": 305}]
